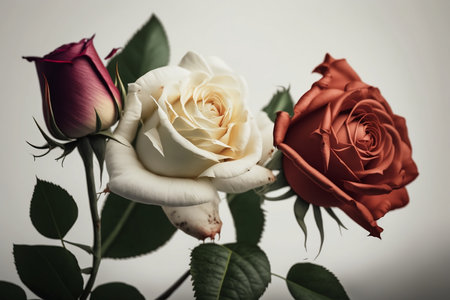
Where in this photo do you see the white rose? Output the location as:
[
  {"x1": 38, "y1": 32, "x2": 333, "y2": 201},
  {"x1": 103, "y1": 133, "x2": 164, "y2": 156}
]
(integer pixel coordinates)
[{"x1": 105, "y1": 52, "x2": 274, "y2": 239}]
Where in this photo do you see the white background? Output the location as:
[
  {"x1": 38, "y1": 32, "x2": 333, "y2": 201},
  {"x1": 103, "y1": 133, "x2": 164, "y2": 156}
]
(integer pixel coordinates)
[{"x1": 1, "y1": 1, "x2": 449, "y2": 299}]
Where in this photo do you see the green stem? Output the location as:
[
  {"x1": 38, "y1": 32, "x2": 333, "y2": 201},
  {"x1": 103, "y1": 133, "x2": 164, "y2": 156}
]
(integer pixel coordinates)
[
  {"x1": 78, "y1": 137, "x2": 102, "y2": 300},
  {"x1": 155, "y1": 269, "x2": 190, "y2": 300},
  {"x1": 271, "y1": 272, "x2": 287, "y2": 281},
  {"x1": 101, "y1": 201, "x2": 136, "y2": 256}
]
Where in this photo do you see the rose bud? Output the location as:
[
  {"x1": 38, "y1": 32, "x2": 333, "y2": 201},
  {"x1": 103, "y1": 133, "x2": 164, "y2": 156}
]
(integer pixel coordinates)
[
  {"x1": 274, "y1": 54, "x2": 418, "y2": 237},
  {"x1": 105, "y1": 51, "x2": 274, "y2": 240},
  {"x1": 24, "y1": 36, "x2": 121, "y2": 139}
]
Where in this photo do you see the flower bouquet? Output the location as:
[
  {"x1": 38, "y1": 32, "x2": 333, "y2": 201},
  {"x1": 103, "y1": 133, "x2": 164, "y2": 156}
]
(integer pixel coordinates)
[{"x1": 0, "y1": 14, "x2": 418, "y2": 300}]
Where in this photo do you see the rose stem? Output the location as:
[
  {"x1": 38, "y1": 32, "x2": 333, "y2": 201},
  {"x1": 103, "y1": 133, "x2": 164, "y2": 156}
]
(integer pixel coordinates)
[
  {"x1": 78, "y1": 137, "x2": 102, "y2": 300},
  {"x1": 155, "y1": 269, "x2": 190, "y2": 300}
]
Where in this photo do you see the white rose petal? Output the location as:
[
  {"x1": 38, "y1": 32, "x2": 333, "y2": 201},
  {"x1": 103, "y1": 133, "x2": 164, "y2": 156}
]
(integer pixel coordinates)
[
  {"x1": 106, "y1": 84, "x2": 220, "y2": 207},
  {"x1": 162, "y1": 198, "x2": 221, "y2": 240},
  {"x1": 105, "y1": 52, "x2": 274, "y2": 240}
]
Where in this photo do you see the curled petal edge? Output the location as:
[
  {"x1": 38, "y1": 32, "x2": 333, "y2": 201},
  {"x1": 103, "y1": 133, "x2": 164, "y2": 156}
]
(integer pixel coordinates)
[
  {"x1": 105, "y1": 83, "x2": 219, "y2": 207},
  {"x1": 212, "y1": 165, "x2": 275, "y2": 194},
  {"x1": 278, "y1": 142, "x2": 383, "y2": 237}
]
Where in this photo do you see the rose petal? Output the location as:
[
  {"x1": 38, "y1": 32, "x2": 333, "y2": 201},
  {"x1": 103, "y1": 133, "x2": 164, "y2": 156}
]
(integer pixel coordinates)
[
  {"x1": 136, "y1": 98, "x2": 220, "y2": 178},
  {"x1": 205, "y1": 56, "x2": 233, "y2": 74},
  {"x1": 162, "y1": 199, "x2": 222, "y2": 240},
  {"x1": 179, "y1": 51, "x2": 212, "y2": 74},
  {"x1": 199, "y1": 117, "x2": 262, "y2": 178},
  {"x1": 212, "y1": 165, "x2": 275, "y2": 193},
  {"x1": 106, "y1": 85, "x2": 220, "y2": 206},
  {"x1": 358, "y1": 188, "x2": 410, "y2": 220},
  {"x1": 135, "y1": 66, "x2": 190, "y2": 120}
]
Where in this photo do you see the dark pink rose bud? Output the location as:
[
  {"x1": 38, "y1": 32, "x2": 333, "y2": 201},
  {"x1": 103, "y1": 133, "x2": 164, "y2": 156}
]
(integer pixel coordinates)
[{"x1": 24, "y1": 36, "x2": 122, "y2": 139}]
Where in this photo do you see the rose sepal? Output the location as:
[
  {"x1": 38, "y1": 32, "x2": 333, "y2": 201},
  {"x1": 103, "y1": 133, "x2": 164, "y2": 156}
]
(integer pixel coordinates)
[{"x1": 28, "y1": 118, "x2": 77, "y2": 161}]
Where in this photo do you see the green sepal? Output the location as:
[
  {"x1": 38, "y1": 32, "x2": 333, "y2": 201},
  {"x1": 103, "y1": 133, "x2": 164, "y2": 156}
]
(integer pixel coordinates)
[
  {"x1": 313, "y1": 205, "x2": 324, "y2": 258},
  {"x1": 42, "y1": 74, "x2": 69, "y2": 140},
  {"x1": 114, "y1": 62, "x2": 126, "y2": 114},
  {"x1": 294, "y1": 197, "x2": 310, "y2": 250},
  {"x1": 262, "y1": 86, "x2": 294, "y2": 122},
  {"x1": 29, "y1": 119, "x2": 78, "y2": 161},
  {"x1": 55, "y1": 141, "x2": 78, "y2": 165},
  {"x1": 325, "y1": 207, "x2": 347, "y2": 232},
  {"x1": 88, "y1": 135, "x2": 107, "y2": 182},
  {"x1": 94, "y1": 109, "x2": 102, "y2": 133},
  {"x1": 264, "y1": 188, "x2": 296, "y2": 201},
  {"x1": 63, "y1": 240, "x2": 93, "y2": 255},
  {"x1": 94, "y1": 130, "x2": 128, "y2": 147}
]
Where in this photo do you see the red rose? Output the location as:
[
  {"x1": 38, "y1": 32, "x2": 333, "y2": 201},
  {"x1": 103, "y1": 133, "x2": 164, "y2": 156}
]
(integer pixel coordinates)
[
  {"x1": 24, "y1": 36, "x2": 121, "y2": 139},
  {"x1": 274, "y1": 54, "x2": 418, "y2": 237}
]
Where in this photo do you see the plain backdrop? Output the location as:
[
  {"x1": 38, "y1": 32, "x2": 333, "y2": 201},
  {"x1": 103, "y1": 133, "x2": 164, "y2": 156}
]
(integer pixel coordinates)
[{"x1": 1, "y1": 1, "x2": 449, "y2": 299}]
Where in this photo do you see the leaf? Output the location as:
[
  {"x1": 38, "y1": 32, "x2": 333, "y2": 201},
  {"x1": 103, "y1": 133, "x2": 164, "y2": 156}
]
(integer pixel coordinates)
[
  {"x1": 313, "y1": 206, "x2": 324, "y2": 257},
  {"x1": 30, "y1": 178, "x2": 78, "y2": 240},
  {"x1": 286, "y1": 263, "x2": 349, "y2": 300},
  {"x1": 190, "y1": 243, "x2": 271, "y2": 300},
  {"x1": 262, "y1": 87, "x2": 294, "y2": 122},
  {"x1": 324, "y1": 208, "x2": 347, "y2": 231},
  {"x1": 227, "y1": 190, "x2": 264, "y2": 245},
  {"x1": 91, "y1": 282, "x2": 145, "y2": 300},
  {"x1": 0, "y1": 281, "x2": 26, "y2": 300},
  {"x1": 107, "y1": 15, "x2": 170, "y2": 87},
  {"x1": 294, "y1": 197, "x2": 310, "y2": 249},
  {"x1": 13, "y1": 245, "x2": 83, "y2": 300},
  {"x1": 101, "y1": 193, "x2": 176, "y2": 258}
]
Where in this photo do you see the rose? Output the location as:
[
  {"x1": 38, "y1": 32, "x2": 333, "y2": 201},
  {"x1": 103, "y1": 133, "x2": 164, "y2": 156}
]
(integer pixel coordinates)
[
  {"x1": 23, "y1": 36, "x2": 121, "y2": 139},
  {"x1": 105, "y1": 51, "x2": 274, "y2": 239},
  {"x1": 274, "y1": 54, "x2": 418, "y2": 237}
]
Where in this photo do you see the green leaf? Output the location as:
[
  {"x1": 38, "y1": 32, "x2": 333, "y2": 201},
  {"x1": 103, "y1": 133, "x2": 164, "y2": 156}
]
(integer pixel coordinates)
[
  {"x1": 107, "y1": 15, "x2": 170, "y2": 87},
  {"x1": 101, "y1": 193, "x2": 176, "y2": 258},
  {"x1": 286, "y1": 263, "x2": 349, "y2": 300},
  {"x1": 294, "y1": 197, "x2": 310, "y2": 249},
  {"x1": 13, "y1": 245, "x2": 83, "y2": 300},
  {"x1": 0, "y1": 281, "x2": 26, "y2": 300},
  {"x1": 91, "y1": 282, "x2": 145, "y2": 300},
  {"x1": 262, "y1": 87, "x2": 294, "y2": 122},
  {"x1": 324, "y1": 208, "x2": 347, "y2": 231},
  {"x1": 190, "y1": 243, "x2": 271, "y2": 300},
  {"x1": 313, "y1": 206, "x2": 324, "y2": 257},
  {"x1": 227, "y1": 190, "x2": 264, "y2": 245},
  {"x1": 30, "y1": 178, "x2": 78, "y2": 240}
]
